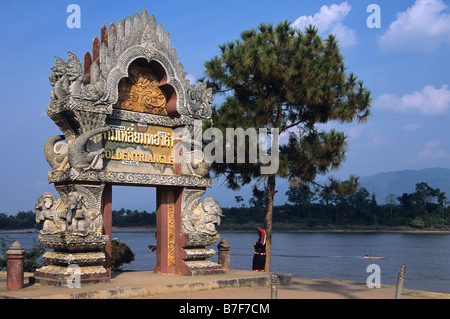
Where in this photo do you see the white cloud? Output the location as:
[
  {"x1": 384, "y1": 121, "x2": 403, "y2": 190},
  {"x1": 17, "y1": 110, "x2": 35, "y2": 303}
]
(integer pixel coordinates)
[
  {"x1": 378, "y1": 0, "x2": 450, "y2": 52},
  {"x1": 367, "y1": 132, "x2": 394, "y2": 148},
  {"x1": 375, "y1": 84, "x2": 450, "y2": 115},
  {"x1": 291, "y1": 2, "x2": 357, "y2": 48},
  {"x1": 401, "y1": 123, "x2": 422, "y2": 131},
  {"x1": 417, "y1": 140, "x2": 450, "y2": 160}
]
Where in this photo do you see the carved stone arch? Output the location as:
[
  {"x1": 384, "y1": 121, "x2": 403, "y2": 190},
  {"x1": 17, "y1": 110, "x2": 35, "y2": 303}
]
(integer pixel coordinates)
[
  {"x1": 105, "y1": 45, "x2": 187, "y2": 118},
  {"x1": 41, "y1": 10, "x2": 222, "y2": 282}
]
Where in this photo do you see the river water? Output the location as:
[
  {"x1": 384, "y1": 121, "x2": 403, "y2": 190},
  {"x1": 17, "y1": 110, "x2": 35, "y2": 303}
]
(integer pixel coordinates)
[{"x1": 2, "y1": 231, "x2": 450, "y2": 294}]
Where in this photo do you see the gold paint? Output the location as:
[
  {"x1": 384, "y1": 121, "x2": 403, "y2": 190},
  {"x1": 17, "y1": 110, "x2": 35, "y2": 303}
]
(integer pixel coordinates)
[
  {"x1": 167, "y1": 190, "x2": 176, "y2": 266},
  {"x1": 114, "y1": 62, "x2": 167, "y2": 115}
]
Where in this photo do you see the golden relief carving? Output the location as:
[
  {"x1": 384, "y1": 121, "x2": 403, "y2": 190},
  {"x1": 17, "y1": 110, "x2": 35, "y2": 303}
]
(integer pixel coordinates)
[
  {"x1": 114, "y1": 63, "x2": 167, "y2": 115},
  {"x1": 167, "y1": 190, "x2": 176, "y2": 266}
]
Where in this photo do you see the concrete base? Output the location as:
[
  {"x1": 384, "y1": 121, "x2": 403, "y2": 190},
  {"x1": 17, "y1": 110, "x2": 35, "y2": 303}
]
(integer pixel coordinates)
[
  {"x1": 0, "y1": 270, "x2": 291, "y2": 299},
  {"x1": 184, "y1": 261, "x2": 227, "y2": 275},
  {"x1": 33, "y1": 250, "x2": 109, "y2": 287},
  {"x1": 34, "y1": 265, "x2": 110, "y2": 287}
]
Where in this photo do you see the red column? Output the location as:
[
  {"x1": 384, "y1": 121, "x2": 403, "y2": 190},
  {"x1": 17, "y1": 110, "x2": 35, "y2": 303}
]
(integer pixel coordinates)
[
  {"x1": 154, "y1": 187, "x2": 169, "y2": 274},
  {"x1": 102, "y1": 183, "x2": 113, "y2": 278},
  {"x1": 154, "y1": 186, "x2": 189, "y2": 275},
  {"x1": 6, "y1": 241, "x2": 25, "y2": 290}
]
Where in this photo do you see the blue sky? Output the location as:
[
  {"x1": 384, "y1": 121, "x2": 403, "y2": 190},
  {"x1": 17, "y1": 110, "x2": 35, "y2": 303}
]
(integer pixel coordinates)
[{"x1": 0, "y1": 0, "x2": 449, "y2": 213}]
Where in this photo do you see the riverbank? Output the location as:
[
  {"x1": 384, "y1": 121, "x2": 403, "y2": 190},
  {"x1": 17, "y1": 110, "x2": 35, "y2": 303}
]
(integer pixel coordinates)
[{"x1": 1, "y1": 270, "x2": 449, "y2": 299}]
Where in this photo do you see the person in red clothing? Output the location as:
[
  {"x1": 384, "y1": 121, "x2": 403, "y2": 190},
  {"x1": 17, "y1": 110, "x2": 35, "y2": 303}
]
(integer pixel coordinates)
[{"x1": 252, "y1": 227, "x2": 266, "y2": 271}]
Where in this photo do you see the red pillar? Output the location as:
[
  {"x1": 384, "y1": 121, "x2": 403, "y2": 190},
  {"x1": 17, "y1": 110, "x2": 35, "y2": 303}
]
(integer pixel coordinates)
[
  {"x1": 102, "y1": 183, "x2": 113, "y2": 278},
  {"x1": 154, "y1": 186, "x2": 189, "y2": 275},
  {"x1": 6, "y1": 241, "x2": 25, "y2": 290}
]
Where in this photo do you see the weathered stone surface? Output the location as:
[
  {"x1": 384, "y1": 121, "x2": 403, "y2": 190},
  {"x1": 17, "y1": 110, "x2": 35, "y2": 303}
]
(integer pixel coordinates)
[
  {"x1": 38, "y1": 232, "x2": 108, "y2": 252},
  {"x1": 183, "y1": 248, "x2": 216, "y2": 260},
  {"x1": 6, "y1": 241, "x2": 25, "y2": 256},
  {"x1": 42, "y1": 251, "x2": 106, "y2": 265},
  {"x1": 183, "y1": 260, "x2": 226, "y2": 276}
]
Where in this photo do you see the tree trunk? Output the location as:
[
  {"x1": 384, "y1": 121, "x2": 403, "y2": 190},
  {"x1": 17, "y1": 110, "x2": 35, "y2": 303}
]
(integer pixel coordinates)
[{"x1": 264, "y1": 174, "x2": 276, "y2": 272}]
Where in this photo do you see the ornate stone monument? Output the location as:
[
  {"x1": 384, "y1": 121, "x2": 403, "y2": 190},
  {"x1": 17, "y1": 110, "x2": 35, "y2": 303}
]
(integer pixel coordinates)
[{"x1": 35, "y1": 9, "x2": 225, "y2": 286}]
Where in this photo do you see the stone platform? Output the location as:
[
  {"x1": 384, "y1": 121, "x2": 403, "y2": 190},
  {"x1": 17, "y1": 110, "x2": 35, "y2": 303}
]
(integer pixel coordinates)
[{"x1": 0, "y1": 270, "x2": 291, "y2": 299}]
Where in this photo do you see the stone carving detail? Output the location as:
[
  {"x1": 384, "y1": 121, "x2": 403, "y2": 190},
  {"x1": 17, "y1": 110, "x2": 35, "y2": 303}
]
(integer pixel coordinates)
[
  {"x1": 187, "y1": 82, "x2": 213, "y2": 119},
  {"x1": 181, "y1": 189, "x2": 225, "y2": 274},
  {"x1": 45, "y1": 10, "x2": 214, "y2": 184},
  {"x1": 35, "y1": 192, "x2": 66, "y2": 234},
  {"x1": 43, "y1": 135, "x2": 69, "y2": 171},
  {"x1": 49, "y1": 53, "x2": 84, "y2": 101},
  {"x1": 64, "y1": 191, "x2": 103, "y2": 236},
  {"x1": 47, "y1": 169, "x2": 212, "y2": 187},
  {"x1": 34, "y1": 185, "x2": 109, "y2": 286},
  {"x1": 44, "y1": 126, "x2": 109, "y2": 171},
  {"x1": 176, "y1": 122, "x2": 213, "y2": 178},
  {"x1": 182, "y1": 197, "x2": 224, "y2": 236},
  {"x1": 34, "y1": 189, "x2": 104, "y2": 237},
  {"x1": 47, "y1": 9, "x2": 212, "y2": 121},
  {"x1": 68, "y1": 126, "x2": 110, "y2": 170}
]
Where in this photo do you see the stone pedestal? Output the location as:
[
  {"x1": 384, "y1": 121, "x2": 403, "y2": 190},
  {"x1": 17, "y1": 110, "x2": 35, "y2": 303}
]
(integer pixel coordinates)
[
  {"x1": 34, "y1": 232, "x2": 109, "y2": 287},
  {"x1": 6, "y1": 241, "x2": 25, "y2": 290},
  {"x1": 182, "y1": 233, "x2": 226, "y2": 275},
  {"x1": 218, "y1": 238, "x2": 231, "y2": 270}
]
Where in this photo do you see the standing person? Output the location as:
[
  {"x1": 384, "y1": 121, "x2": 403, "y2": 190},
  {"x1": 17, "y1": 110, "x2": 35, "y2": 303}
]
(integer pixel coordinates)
[{"x1": 252, "y1": 227, "x2": 266, "y2": 271}]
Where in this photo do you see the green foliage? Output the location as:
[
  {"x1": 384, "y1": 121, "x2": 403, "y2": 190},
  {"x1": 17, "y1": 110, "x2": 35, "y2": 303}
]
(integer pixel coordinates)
[
  {"x1": 0, "y1": 211, "x2": 37, "y2": 231},
  {"x1": 219, "y1": 181, "x2": 449, "y2": 231},
  {"x1": 23, "y1": 238, "x2": 46, "y2": 272},
  {"x1": 112, "y1": 209, "x2": 156, "y2": 228},
  {"x1": 111, "y1": 238, "x2": 135, "y2": 271}
]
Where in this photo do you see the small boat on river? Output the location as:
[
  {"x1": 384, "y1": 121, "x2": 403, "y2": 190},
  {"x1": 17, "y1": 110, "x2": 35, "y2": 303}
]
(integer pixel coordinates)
[{"x1": 364, "y1": 255, "x2": 386, "y2": 260}]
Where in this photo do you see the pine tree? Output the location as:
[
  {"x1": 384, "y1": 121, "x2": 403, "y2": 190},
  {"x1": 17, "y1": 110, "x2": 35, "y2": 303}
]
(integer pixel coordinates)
[{"x1": 203, "y1": 21, "x2": 371, "y2": 271}]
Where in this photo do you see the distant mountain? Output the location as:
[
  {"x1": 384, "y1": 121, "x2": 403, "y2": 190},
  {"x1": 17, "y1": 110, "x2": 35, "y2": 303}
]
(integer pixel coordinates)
[{"x1": 359, "y1": 168, "x2": 450, "y2": 204}]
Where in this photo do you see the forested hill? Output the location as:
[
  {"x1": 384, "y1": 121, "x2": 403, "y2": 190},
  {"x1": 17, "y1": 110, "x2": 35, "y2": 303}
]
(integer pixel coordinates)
[{"x1": 359, "y1": 168, "x2": 450, "y2": 202}]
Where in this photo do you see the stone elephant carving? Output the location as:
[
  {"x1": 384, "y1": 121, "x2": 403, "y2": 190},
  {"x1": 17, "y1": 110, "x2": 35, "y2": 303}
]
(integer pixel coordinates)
[
  {"x1": 182, "y1": 197, "x2": 224, "y2": 235},
  {"x1": 44, "y1": 135, "x2": 69, "y2": 171},
  {"x1": 65, "y1": 191, "x2": 103, "y2": 236},
  {"x1": 44, "y1": 126, "x2": 110, "y2": 171},
  {"x1": 67, "y1": 126, "x2": 110, "y2": 170}
]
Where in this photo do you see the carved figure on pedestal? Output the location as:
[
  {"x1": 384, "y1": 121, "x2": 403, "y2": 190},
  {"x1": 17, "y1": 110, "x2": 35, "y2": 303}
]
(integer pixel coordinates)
[
  {"x1": 35, "y1": 190, "x2": 104, "y2": 237},
  {"x1": 84, "y1": 61, "x2": 106, "y2": 101},
  {"x1": 66, "y1": 52, "x2": 84, "y2": 97},
  {"x1": 65, "y1": 192, "x2": 86, "y2": 232},
  {"x1": 49, "y1": 57, "x2": 69, "y2": 100},
  {"x1": 35, "y1": 192, "x2": 66, "y2": 234},
  {"x1": 86, "y1": 208, "x2": 103, "y2": 237},
  {"x1": 182, "y1": 197, "x2": 224, "y2": 236},
  {"x1": 188, "y1": 82, "x2": 213, "y2": 119},
  {"x1": 64, "y1": 191, "x2": 103, "y2": 236},
  {"x1": 49, "y1": 52, "x2": 106, "y2": 103}
]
